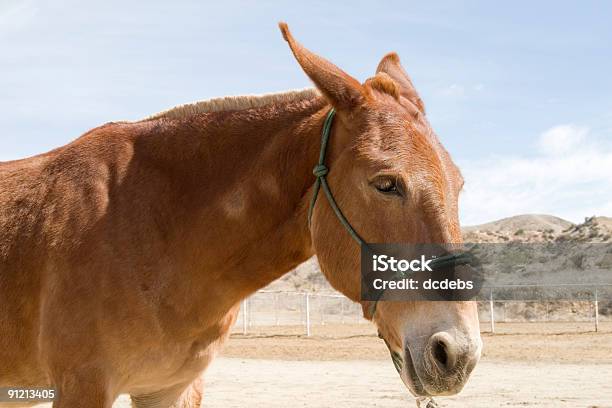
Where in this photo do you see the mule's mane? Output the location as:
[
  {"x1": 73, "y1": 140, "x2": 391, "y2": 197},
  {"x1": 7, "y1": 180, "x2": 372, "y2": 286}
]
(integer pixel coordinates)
[{"x1": 141, "y1": 88, "x2": 320, "y2": 121}]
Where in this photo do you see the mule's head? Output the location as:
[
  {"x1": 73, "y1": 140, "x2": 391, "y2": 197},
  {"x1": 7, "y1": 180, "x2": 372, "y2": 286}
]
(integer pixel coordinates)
[{"x1": 280, "y1": 23, "x2": 481, "y2": 397}]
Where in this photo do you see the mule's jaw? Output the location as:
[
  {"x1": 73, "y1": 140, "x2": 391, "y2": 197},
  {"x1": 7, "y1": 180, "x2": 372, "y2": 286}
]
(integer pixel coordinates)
[{"x1": 401, "y1": 345, "x2": 429, "y2": 397}]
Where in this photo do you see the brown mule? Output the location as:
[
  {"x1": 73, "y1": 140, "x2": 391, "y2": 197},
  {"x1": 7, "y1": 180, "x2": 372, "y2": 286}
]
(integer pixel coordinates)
[{"x1": 0, "y1": 23, "x2": 481, "y2": 407}]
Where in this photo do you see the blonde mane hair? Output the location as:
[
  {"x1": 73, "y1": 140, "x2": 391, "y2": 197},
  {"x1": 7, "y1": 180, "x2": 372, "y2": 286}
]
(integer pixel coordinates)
[{"x1": 142, "y1": 88, "x2": 320, "y2": 121}]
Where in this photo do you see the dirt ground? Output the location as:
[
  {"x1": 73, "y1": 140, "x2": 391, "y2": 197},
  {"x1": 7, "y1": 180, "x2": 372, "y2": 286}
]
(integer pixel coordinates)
[
  {"x1": 36, "y1": 322, "x2": 612, "y2": 407},
  {"x1": 201, "y1": 358, "x2": 612, "y2": 408},
  {"x1": 203, "y1": 322, "x2": 612, "y2": 407},
  {"x1": 223, "y1": 322, "x2": 612, "y2": 364}
]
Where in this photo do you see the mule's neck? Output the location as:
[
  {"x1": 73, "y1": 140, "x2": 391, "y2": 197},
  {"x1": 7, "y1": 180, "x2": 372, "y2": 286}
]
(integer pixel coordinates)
[{"x1": 145, "y1": 95, "x2": 330, "y2": 296}]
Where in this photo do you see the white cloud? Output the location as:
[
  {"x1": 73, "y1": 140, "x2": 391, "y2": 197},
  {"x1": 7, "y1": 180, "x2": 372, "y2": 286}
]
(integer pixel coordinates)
[
  {"x1": 0, "y1": 1, "x2": 38, "y2": 32},
  {"x1": 459, "y1": 124, "x2": 612, "y2": 225},
  {"x1": 439, "y1": 83, "x2": 485, "y2": 98},
  {"x1": 440, "y1": 84, "x2": 466, "y2": 98},
  {"x1": 538, "y1": 124, "x2": 588, "y2": 155}
]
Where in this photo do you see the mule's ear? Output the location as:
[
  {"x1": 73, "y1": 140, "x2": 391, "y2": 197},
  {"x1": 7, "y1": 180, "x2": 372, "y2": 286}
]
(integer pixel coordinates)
[
  {"x1": 279, "y1": 22, "x2": 365, "y2": 111},
  {"x1": 376, "y1": 52, "x2": 425, "y2": 113}
]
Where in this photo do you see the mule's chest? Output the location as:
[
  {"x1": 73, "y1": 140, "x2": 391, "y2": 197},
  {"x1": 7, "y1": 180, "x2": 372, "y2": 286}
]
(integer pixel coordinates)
[{"x1": 125, "y1": 322, "x2": 234, "y2": 394}]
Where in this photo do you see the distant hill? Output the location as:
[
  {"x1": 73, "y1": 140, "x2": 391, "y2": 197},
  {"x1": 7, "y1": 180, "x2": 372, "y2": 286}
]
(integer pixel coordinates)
[
  {"x1": 267, "y1": 214, "x2": 610, "y2": 292},
  {"x1": 462, "y1": 214, "x2": 574, "y2": 243},
  {"x1": 463, "y1": 214, "x2": 573, "y2": 233},
  {"x1": 556, "y1": 216, "x2": 612, "y2": 243}
]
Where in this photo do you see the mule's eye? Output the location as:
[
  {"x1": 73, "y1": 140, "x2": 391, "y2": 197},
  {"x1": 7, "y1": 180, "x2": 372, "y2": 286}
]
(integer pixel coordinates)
[{"x1": 373, "y1": 176, "x2": 401, "y2": 196}]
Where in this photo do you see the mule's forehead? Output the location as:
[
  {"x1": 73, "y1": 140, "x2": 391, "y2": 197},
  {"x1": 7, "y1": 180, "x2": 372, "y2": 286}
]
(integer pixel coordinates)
[
  {"x1": 357, "y1": 105, "x2": 463, "y2": 189},
  {"x1": 358, "y1": 107, "x2": 433, "y2": 163}
]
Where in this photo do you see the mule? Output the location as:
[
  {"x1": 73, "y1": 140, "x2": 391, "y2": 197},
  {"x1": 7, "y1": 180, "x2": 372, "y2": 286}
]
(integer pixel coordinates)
[{"x1": 0, "y1": 23, "x2": 481, "y2": 407}]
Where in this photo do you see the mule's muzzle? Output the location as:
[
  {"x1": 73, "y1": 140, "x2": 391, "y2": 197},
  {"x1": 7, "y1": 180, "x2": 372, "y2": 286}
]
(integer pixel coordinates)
[{"x1": 408, "y1": 331, "x2": 480, "y2": 396}]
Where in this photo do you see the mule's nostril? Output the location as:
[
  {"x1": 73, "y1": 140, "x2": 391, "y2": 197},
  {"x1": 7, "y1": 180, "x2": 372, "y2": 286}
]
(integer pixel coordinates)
[
  {"x1": 428, "y1": 332, "x2": 458, "y2": 374},
  {"x1": 433, "y1": 339, "x2": 448, "y2": 367}
]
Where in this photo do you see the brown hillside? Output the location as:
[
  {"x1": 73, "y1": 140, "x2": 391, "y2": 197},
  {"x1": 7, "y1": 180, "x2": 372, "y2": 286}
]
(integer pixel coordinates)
[{"x1": 267, "y1": 214, "x2": 610, "y2": 292}]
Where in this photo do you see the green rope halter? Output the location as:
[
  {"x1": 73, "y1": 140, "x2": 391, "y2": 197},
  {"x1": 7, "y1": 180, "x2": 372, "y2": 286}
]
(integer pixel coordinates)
[{"x1": 307, "y1": 109, "x2": 366, "y2": 248}]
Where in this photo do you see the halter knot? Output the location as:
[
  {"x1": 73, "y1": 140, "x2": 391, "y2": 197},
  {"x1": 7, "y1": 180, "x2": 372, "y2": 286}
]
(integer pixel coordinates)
[{"x1": 312, "y1": 164, "x2": 328, "y2": 178}]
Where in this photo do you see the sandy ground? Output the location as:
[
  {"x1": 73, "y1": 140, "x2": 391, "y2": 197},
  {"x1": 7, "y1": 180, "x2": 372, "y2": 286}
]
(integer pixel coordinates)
[
  {"x1": 223, "y1": 322, "x2": 612, "y2": 363},
  {"x1": 35, "y1": 322, "x2": 612, "y2": 407},
  {"x1": 200, "y1": 358, "x2": 612, "y2": 408},
  {"x1": 105, "y1": 358, "x2": 612, "y2": 408}
]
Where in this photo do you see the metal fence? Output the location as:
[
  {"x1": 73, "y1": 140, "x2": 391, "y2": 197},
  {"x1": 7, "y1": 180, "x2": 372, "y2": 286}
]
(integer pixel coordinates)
[
  {"x1": 235, "y1": 291, "x2": 366, "y2": 337},
  {"x1": 479, "y1": 284, "x2": 611, "y2": 333},
  {"x1": 233, "y1": 288, "x2": 611, "y2": 336}
]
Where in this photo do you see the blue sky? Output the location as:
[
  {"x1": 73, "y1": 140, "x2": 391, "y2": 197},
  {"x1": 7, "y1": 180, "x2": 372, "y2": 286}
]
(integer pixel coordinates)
[{"x1": 1, "y1": 0, "x2": 611, "y2": 224}]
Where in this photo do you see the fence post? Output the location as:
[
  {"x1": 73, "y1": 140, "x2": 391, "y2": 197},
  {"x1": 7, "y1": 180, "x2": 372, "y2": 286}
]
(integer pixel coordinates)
[
  {"x1": 248, "y1": 297, "x2": 253, "y2": 329},
  {"x1": 489, "y1": 290, "x2": 495, "y2": 334},
  {"x1": 320, "y1": 295, "x2": 326, "y2": 326},
  {"x1": 594, "y1": 288, "x2": 599, "y2": 333},
  {"x1": 242, "y1": 299, "x2": 247, "y2": 335},
  {"x1": 305, "y1": 293, "x2": 311, "y2": 336},
  {"x1": 274, "y1": 293, "x2": 279, "y2": 326}
]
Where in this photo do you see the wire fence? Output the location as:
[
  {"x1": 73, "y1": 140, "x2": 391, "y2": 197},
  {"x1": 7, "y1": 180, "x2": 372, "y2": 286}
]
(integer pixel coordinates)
[{"x1": 232, "y1": 288, "x2": 612, "y2": 336}]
